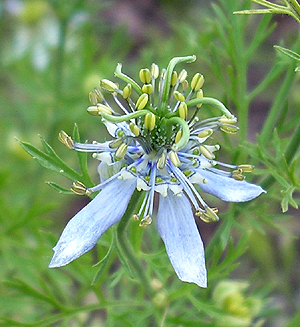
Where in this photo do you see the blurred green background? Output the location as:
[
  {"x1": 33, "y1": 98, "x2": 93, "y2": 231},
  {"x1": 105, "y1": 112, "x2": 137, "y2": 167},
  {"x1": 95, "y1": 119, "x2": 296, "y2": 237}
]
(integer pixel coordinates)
[{"x1": 1, "y1": 0, "x2": 300, "y2": 326}]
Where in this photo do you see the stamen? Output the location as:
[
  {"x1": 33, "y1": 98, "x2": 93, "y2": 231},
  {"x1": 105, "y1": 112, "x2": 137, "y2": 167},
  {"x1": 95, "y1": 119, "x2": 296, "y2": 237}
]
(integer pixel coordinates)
[
  {"x1": 129, "y1": 123, "x2": 140, "y2": 136},
  {"x1": 191, "y1": 73, "x2": 205, "y2": 91},
  {"x1": 178, "y1": 102, "x2": 188, "y2": 120},
  {"x1": 100, "y1": 79, "x2": 119, "y2": 93},
  {"x1": 139, "y1": 215, "x2": 152, "y2": 227},
  {"x1": 58, "y1": 131, "x2": 74, "y2": 149},
  {"x1": 122, "y1": 83, "x2": 132, "y2": 99},
  {"x1": 144, "y1": 112, "x2": 156, "y2": 131},
  {"x1": 197, "y1": 207, "x2": 219, "y2": 223},
  {"x1": 220, "y1": 124, "x2": 239, "y2": 134},
  {"x1": 136, "y1": 93, "x2": 149, "y2": 110},
  {"x1": 71, "y1": 181, "x2": 92, "y2": 196},
  {"x1": 115, "y1": 143, "x2": 128, "y2": 160},
  {"x1": 238, "y1": 164, "x2": 254, "y2": 172},
  {"x1": 139, "y1": 68, "x2": 151, "y2": 84},
  {"x1": 199, "y1": 145, "x2": 215, "y2": 160},
  {"x1": 170, "y1": 151, "x2": 181, "y2": 167}
]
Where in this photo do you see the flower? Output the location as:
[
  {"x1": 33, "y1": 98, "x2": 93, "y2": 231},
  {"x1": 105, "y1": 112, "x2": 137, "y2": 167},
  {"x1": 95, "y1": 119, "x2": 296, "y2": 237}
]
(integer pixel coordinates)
[{"x1": 49, "y1": 56, "x2": 265, "y2": 288}]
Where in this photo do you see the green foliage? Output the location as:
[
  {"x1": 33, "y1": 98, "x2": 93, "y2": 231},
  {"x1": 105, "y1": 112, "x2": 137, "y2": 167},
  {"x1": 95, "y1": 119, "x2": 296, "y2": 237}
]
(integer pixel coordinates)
[{"x1": 1, "y1": 0, "x2": 300, "y2": 326}]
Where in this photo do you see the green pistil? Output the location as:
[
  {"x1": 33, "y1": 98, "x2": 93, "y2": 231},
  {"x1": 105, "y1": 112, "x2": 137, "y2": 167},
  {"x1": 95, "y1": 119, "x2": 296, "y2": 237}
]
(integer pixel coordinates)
[
  {"x1": 114, "y1": 63, "x2": 143, "y2": 96},
  {"x1": 186, "y1": 97, "x2": 234, "y2": 119},
  {"x1": 101, "y1": 110, "x2": 150, "y2": 123},
  {"x1": 166, "y1": 117, "x2": 190, "y2": 151},
  {"x1": 160, "y1": 56, "x2": 196, "y2": 115}
]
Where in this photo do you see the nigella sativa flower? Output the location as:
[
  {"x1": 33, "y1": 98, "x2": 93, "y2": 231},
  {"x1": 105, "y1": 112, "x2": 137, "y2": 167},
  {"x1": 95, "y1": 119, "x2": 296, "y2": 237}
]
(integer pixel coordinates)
[{"x1": 49, "y1": 56, "x2": 265, "y2": 287}]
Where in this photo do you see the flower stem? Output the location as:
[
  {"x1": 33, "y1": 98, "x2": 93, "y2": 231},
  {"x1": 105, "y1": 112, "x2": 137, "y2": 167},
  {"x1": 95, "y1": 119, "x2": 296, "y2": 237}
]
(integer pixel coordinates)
[{"x1": 116, "y1": 189, "x2": 153, "y2": 293}]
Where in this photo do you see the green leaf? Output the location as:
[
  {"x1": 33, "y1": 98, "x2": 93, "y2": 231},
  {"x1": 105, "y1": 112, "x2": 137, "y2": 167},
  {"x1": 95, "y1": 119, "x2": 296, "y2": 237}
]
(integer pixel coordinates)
[
  {"x1": 92, "y1": 240, "x2": 115, "y2": 285},
  {"x1": 274, "y1": 45, "x2": 300, "y2": 62},
  {"x1": 46, "y1": 181, "x2": 73, "y2": 194},
  {"x1": 18, "y1": 138, "x2": 80, "y2": 181}
]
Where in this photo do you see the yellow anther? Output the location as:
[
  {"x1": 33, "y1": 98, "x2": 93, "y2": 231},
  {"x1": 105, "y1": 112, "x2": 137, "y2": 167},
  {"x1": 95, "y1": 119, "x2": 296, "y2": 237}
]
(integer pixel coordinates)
[
  {"x1": 199, "y1": 145, "x2": 215, "y2": 160},
  {"x1": 58, "y1": 131, "x2": 74, "y2": 149},
  {"x1": 109, "y1": 138, "x2": 123, "y2": 149},
  {"x1": 100, "y1": 79, "x2": 118, "y2": 92},
  {"x1": 139, "y1": 68, "x2": 151, "y2": 84},
  {"x1": 171, "y1": 71, "x2": 178, "y2": 86},
  {"x1": 191, "y1": 73, "x2": 204, "y2": 91},
  {"x1": 178, "y1": 102, "x2": 188, "y2": 120},
  {"x1": 198, "y1": 128, "x2": 213, "y2": 139},
  {"x1": 89, "y1": 88, "x2": 104, "y2": 105},
  {"x1": 157, "y1": 152, "x2": 167, "y2": 170},
  {"x1": 89, "y1": 92, "x2": 98, "y2": 105},
  {"x1": 178, "y1": 69, "x2": 188, "y2": 83},
  {"x1": 136, "y1": 93, "x2": 149, "y2": 110},
  {"x1": 132, "y1": 214, "x2": 139, "y2": 221},
  {"x1": 220, "y1": 125, "x2": 239, "y2": 134},
  {"x1": 232, "y1": 170, "x2": 246, "y2": 181},
  {"x1": 144, "y1": 112, "x2": 156, "y2": 131},
  {"x1": 115, "y1": 143, "x2": 128, "y2": 160},
  {"x1": 142, "y1": 84, "x2": 153, "y2": 94},
  {"x1": 129, "y1": 122, "x2": 140, "y2": 136},
  {"x1": 197, "y1": 207, "x2": 219, "y2": 223},
  {"x1": 139, "y1": 215, "x2": 152, "y2": 227},
  {"x1": 238, "y1": 164, "x2": 254, "y2": 173},
  {"x1": 196, "y1": 89, "x2": 204, "y2": 108},
  {"x1": 173, "y1": 91, "x2": 185, "y2": 102},
  {"x1": 181, "y1": 80, "x2": 189, "y2": 92},
  {"x1": 219, "y1": 115, "x2": 238, "y2": 124},
  {"x1": 170, "y1": 151, "x2": 181, "y2": 167},
  {"x1": 175, "y1": 129, "x2": 183, "y2": 144},
  {"x1": 87, "y1": 104, "x2": 112, "y2": 116},
  {"x1": 151, "y1": 63, "x2": 159, "y2": 79},
  {"x1": 71, "y1": 181, "x2": 91, "y2": 196},
  {"x1": 122, "y1": 83, "x2": 132, "y2": 99}
]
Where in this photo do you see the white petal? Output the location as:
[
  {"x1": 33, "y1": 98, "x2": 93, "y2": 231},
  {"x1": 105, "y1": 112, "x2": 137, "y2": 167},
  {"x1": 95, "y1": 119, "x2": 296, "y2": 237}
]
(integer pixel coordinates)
[
  {"x1": 49, "y1": 179, "x2": 135, "y2": 268},
  {"x1": 198, "y1": 169, "x2": 266, "y2": 202},
  {"x1": 157, "y1": 192, "x2": 207, "y2": 288}
]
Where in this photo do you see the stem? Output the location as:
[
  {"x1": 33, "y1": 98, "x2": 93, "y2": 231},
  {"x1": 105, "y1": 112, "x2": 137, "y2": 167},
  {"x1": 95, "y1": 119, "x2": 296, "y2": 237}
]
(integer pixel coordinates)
[
  {"x1": 114, "y1": 63, "x2": 143, "y2": 95},
  {"x1": 116, "y1": 189, "x2": 153, "y2": 292},
  {"x1": 101, "y1": 110, "x2": 150, "y2": 123}
]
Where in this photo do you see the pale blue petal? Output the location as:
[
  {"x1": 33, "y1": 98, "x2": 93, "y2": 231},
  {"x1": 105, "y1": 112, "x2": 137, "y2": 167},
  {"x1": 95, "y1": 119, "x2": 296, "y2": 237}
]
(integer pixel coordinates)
[
  {"x1": 157, "y1": 192, "x2": 207, "y2": 288},
  {"x1": 49, "y1": 179, "x2": 136, "y2": 268},
  {"x1": 198, "y1": 169, "x2": 266, "y2": 202}
]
